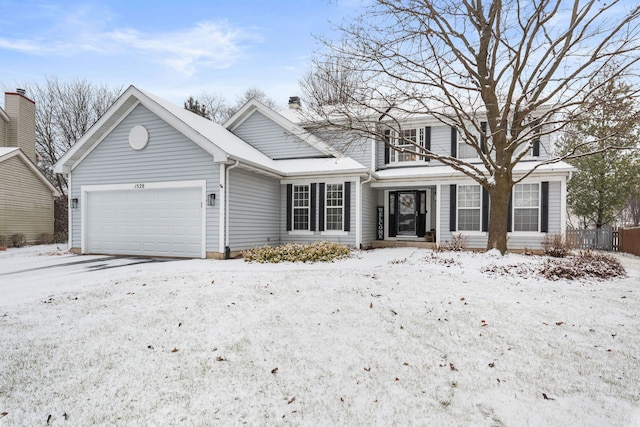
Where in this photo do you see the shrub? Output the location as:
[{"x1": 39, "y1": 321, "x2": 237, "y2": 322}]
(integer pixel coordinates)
[
  {"x1": 243, "y1": 241, "x2": 351, "y2": 263},
  {"x1": 541, "y1": 250, "x2": 626, "y2": 280},
  {"x1": 38, "y1": 233, "x2": 55, "y2": 244},
  {"x1": 542, "y1": 233, "x2": 573, "y2": 258},
  {"x1": 449, "y1": 233, "x2": 467, "y2": 251},
  {"x1": 10, "y1": 233, "x2": 26, "y2": 248},
  {"x1": 0, "y1": 235, "x2": 7, "y2": 247}
]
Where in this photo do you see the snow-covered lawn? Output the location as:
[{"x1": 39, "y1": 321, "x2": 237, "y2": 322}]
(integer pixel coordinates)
[{"x1": 1, "y1": 245, "x2": 639, "y2": 426}]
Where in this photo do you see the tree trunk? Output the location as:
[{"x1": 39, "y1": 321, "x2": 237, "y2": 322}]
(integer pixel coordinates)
[{"x1": 486, "y1": 176, "x2": 513, "y2": 254}]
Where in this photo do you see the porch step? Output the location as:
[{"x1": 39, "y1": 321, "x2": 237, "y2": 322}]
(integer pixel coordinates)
[{"x1": 370, "y1": 240, "x2": 437, "y2": 249}]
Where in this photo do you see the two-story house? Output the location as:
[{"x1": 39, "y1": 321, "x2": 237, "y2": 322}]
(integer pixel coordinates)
[{"x1": 54, "y1": 85, "x2": 573, "y2": 258}]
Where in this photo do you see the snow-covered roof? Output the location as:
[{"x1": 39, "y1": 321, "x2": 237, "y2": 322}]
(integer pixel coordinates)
[
  {"x1": 54, "y1": 85, "x2": 368, "y2": 178},
  {"x1": 375, "y1": 160, "x2": 575, "y2": 181}
]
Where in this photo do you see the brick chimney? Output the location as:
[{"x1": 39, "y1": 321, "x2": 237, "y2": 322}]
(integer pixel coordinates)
[{"x1": 4, "y1": 89, "x2": 37, "y2": 164}]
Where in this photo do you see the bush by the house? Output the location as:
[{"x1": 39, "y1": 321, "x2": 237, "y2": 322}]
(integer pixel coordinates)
[
  {"x1": 38, "y1": 233, "x2": 55, "y2": 245},
  {"x1": 243, "y1": 241, "x2": 351, "y2": 263},
  {"x1": 542, "y1": 233, "x2": 573, "y2": 258},
  {"x1": 54, "y1": 231, "x2": 68, "y2": 244},
  {"x1": 435, "y1": 233, "x2": 467, "y2": 252},
  {"x1": 10, "y1": 233, "x2": 26, "y2": 248},
  {"x1": 541, "y1": 250, "x2": 626, "y2": 280},
  {"x1": 0, "y1": 235, "x2": 7, "y2": 247}
]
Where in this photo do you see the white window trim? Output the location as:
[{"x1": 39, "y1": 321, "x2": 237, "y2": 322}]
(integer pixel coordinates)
[
  {"x1": 288, "y1": 230, "x2": 314, "y2": 236},
  {"x1": 324, "y1": 182, "x2": 345, "y2": 232},
  {"x1": 321, "y1": 231, "x2": 349, "y2": 237},
  {"x1": 512, "y1": 182, "x2": 541, "y2": 234},
  {"x1": 456, "y1": 184, "x2": 483, "y2": 232},
  {"x1": 386, "y1": 128, "x2": 426, "y2": 165},
  {"x1": 292, "y1": 184, "x2": 311, "y2": 232}
]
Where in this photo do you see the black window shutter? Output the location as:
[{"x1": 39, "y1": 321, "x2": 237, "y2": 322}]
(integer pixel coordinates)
[
  {"x1": 541, "y1": 182, "x2": 549, "y2": 232},
  {"x1": 310, "y1": 183, "x2": 317, "y2": 231},
  {"x1": 388, "y1": 192, "x2": 397, "y2": 237},
  {"x1": 532, "y1": 118, "x2": 540, "y2": 156},
  {"x1": 286, "y1": 184, "x2": 293, "y2": 231},
  {"x1": 449, "y1": 184, "x2": 457, "y2": 232},
  {"x1": 416, "y1": 191, "x2": 427, "y2": 237},
  {"x1": 344, "y1": 182, "x2": 351, "y2": 231},
  {"x1": 482, "y1": 187, "x2": 489, "y2": 232},
  {"x1": 319, "y1": 183, "x2": 325, "y2": 231},
  {"x1": 384, "y1": 129, "x2": 391, "y2": 164},
  {"x1": 424, "y1": 126, "x2": 431, "y2": 162},
  {"x1": 451, "y1": 127, "x2": 457, "y2": 158},
  {"x1": 480, "y1": 121, "x2": 487, "y2": 154},
  {"x1": 507, "y1": 193, "x2": 513, "y2": 232}
]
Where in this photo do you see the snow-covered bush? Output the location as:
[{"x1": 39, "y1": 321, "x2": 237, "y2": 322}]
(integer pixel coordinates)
[
  {"x1": 38, "y1": 233, "x2": 55, "y2": 244},
  {"x1": 435, "y1": 233, "x2": 467, "y2": 252},
  {"x1": 243, "y1": 241, "x2": 351, "y2": 263},
  {"x1": 541, "y1": 250, "x2": 626, "y2": 280}
]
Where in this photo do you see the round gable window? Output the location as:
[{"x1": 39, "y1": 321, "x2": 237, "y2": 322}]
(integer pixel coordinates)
[{"x1": 129, "y1": 125, "x2": 149, "y2": 150}]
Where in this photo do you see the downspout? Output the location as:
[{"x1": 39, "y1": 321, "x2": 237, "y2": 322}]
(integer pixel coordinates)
[
  {"x1": 225, "y1": 160, "x2": 240, "y2": 258},
  {"x1": 357, "y1": 173, "x2": 373, "y2": 249}
]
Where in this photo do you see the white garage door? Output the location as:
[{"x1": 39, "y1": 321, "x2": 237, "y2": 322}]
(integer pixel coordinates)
[{"x1": 85, "y1": 186, "x2": 203, "y2": 258}]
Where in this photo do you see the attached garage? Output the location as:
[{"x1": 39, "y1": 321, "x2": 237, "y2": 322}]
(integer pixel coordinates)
[{"x1": 82, "y1": 181, "x2": 206, "y2": 258}]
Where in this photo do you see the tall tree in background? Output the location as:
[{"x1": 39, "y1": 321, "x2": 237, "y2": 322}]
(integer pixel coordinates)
[
  {"x1": 29, "y1": 77, "x2": 123, "y2": 197},
  {"x1": 560, "y1": 73, "x2": 640, "y2": 228},
  {"x1": 301, "y1": 0, "x2": 640, "y2": 253},
  {"x1": 184, "y1": 96, "x2": 209, "y2": 119},
  {"x1": 184, "y1": 87, "x2": 279, "y2": 124}
]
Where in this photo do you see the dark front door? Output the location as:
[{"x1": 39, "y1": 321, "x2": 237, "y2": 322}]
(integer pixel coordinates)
[
  {"x1": 389, "y1": 191, "x2": 427, "y2": 238},
  {"x1": 397, "y1": 192, "x2": 417, "y2": 236}
]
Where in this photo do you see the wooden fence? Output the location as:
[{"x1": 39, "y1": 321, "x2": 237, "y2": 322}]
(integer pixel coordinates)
[
  {"x1": 567, "y1": 227, "x2": 614, "y2": 251},
  {"x1": 619, "y1": 227, "x2": 640, "y2": 256}
]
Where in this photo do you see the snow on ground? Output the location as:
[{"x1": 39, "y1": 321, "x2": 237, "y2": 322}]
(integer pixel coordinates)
[{"x1": 1, "y1": 245, "x2": 639, "y2": 426}]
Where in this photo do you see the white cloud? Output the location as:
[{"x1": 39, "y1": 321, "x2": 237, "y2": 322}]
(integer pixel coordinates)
[{"x1": 0, "y1": 20, "x2": 262, "y2": 76}]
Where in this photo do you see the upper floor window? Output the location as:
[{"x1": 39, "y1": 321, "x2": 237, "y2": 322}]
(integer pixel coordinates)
[{"x1": 384, "y1": 128, "x2": 428, "y2": 163}]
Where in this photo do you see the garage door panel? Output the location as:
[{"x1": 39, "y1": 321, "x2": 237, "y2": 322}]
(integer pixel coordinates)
[{"x1": 86, "y1": 187, "x2": 203, "y2": 258}]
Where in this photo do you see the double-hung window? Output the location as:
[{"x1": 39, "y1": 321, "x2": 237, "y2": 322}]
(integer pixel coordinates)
[
  {"x1": 513, "y1": 183, "x2": 540, "y2": 232},
  {"x1": 385, "y1": 128, "x2": 425, "y2": 163},
  {"x1": 457, "y1": 185, "x2": 481, "y2": 231},
  {"x1": 325, "y1": 183, "x2": 344, "y2": 231},
  {"x1": 292, "y1": 184, "x2": 310, "y2": 231}
]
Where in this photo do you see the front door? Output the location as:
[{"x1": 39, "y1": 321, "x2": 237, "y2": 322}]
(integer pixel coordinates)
[
  {"x1": 397, "y1": 192, "x2": 417, "y2": 236},
  {"x1": 388, "y1": 191, "x2": 427, "y2": 238}
]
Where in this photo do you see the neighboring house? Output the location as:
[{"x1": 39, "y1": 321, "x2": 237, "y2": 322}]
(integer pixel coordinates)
[
  {"x1": 0, "y1": 90, "x2": 59, "y2": 243},
  {"x1": 54, "y1": 85, "x2": 573, "y2": 258}
]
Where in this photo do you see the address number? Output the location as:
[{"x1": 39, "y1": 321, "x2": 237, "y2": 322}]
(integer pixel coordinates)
[{"x1": 134, "y1": 183, "x2": 145, "y2": 189}]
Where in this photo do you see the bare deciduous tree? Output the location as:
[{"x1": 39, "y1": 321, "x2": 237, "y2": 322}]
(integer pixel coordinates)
[
  {"x1": 301, "y1": 0, "x2": 640, "y2": 253},
  {"x1": 28, "y1": 77, "x2": 123, "y2": 196}
]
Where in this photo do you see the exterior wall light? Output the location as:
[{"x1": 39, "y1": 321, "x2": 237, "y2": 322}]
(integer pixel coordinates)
[
  {"x1": 71, "y1": 198, "x2": 78, "y2": 209},
  {"x1": 207, "y1": 193, "x2": 216, "y2": 206}
]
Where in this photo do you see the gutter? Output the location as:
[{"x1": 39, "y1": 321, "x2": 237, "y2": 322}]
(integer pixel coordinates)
[{"x1": 224, "y1": 160, "x2": 240, "y2": 258}]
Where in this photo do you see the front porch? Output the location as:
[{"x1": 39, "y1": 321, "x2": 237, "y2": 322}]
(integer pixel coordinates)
[{"x1": 369, "y1": 240, "x2": 437, "y2": 249}]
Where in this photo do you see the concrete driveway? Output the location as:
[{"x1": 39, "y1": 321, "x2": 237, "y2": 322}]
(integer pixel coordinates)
[{"x1": 0, "y1": 245, "x2": 181, "y2": 307}]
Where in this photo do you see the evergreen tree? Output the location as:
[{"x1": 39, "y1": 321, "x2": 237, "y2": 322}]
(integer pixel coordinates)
[{"x1": 560, "y1": 74, "x2": 640, "y2": 228}]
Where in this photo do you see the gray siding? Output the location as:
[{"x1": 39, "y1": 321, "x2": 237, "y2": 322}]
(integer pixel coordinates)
[
  {"x1": 0, "y1": 156, "x2": 54, "y2": 241},
  {"x1": 70, "y1": 104, "x2": 220, "y2": 252},
  {"x1": 228, "y1": 168, "x2": 280, "y2": 251},
  {"x1": 440, "y1": 180, "x2": 564, "y2": 250},
  {"x1": 232, "y1": 111, "x2": 325, "y2": 159},
  {"x1": 361, "y1": 183, "x2": 378, "y2": 246},
  {"x1": 279, "y1": 180, "x2": 356, "y2": 247},
  {"x1": 376, "y1": 123, "x2": 553, "y2": 170},
  {"x1": 337, "y1": 137, "x2": 372, "y2": 169}
]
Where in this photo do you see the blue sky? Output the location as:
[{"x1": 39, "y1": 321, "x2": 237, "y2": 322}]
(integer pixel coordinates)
[{"x1": 0, "y1": 0, "x2": 365, "y2": 107}]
